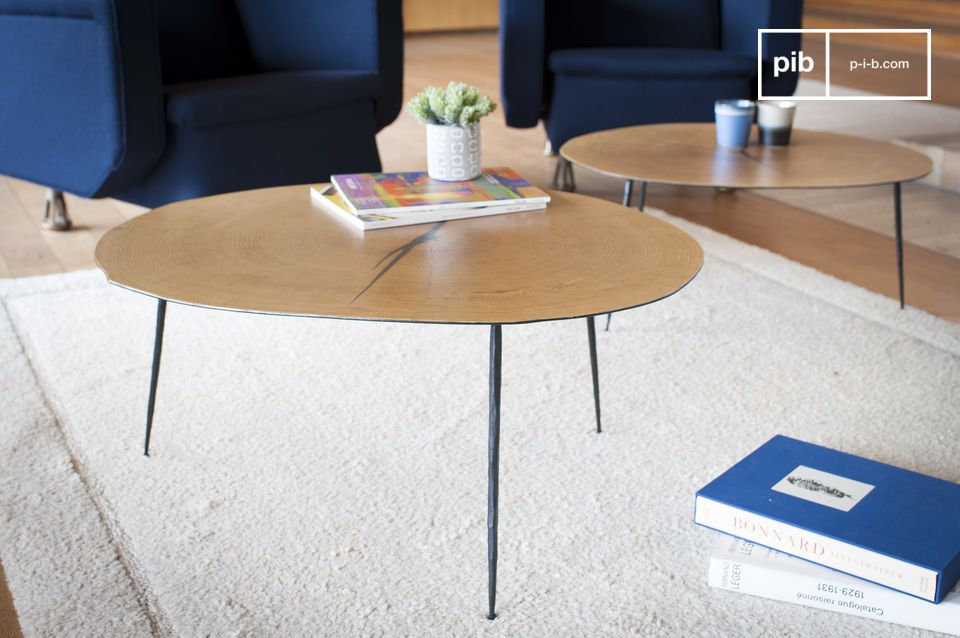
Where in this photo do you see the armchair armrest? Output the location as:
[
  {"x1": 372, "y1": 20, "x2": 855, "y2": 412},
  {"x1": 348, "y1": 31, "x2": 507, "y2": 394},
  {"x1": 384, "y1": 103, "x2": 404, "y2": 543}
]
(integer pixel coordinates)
[
  {"x1": 234, "y1": 0, "x2": 403, "y2": 131},
  {"x1": 0, "y1": 0, "x2": 165, "y2": 198},
  {"x1": 499, "y1": 0, "x2": 546, "y2": 129},
  {"x1": 720, "y1": 0, "x2": 804, "y2": 97}
]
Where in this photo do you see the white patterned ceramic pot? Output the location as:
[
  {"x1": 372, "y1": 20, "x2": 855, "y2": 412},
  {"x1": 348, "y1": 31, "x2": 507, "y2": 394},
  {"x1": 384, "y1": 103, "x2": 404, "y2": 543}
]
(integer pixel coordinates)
[{"x1": 426, "y1": 123, "x2": 481, "y2": 181}]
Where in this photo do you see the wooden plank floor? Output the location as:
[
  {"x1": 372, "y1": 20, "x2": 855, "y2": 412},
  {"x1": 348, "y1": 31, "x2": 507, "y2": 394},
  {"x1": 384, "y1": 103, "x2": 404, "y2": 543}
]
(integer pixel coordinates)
[
  {"x1": 0, "y1": 179, "x2": 142, "y2": 277},
  {"x1": 654, "y1": 186, "x2": 960, "y2": 320},
  {"x1": 0, "y1": 563, "x2": 22, "y2": 638},
  {"x1": 805, "y1": 0, "x2": 960, "y2": 107}
]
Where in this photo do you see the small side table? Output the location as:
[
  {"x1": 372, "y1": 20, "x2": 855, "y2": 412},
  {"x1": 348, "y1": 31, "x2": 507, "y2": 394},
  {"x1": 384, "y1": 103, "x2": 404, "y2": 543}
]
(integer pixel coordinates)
[{"x1": 562, "y1": 124, "x2": 933, "y2": 310}]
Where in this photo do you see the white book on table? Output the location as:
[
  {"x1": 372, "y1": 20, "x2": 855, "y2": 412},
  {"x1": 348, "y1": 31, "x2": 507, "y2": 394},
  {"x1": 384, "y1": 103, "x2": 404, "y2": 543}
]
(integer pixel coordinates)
[{"x1": 708, "y1": 535, "x2": 960, "y2": 636}]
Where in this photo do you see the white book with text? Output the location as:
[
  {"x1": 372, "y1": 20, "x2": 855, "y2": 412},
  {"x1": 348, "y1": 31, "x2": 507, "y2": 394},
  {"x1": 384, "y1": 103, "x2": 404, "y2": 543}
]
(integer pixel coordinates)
[{"x1": 709, "y1": 535, "x2": 960, "y2": 636}]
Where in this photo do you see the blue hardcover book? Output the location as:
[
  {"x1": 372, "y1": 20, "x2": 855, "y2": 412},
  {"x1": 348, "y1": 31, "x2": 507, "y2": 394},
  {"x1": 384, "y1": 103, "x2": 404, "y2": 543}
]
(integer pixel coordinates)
[{"x1": 695, "y1": 435, "x2": 960, "y2": 603}]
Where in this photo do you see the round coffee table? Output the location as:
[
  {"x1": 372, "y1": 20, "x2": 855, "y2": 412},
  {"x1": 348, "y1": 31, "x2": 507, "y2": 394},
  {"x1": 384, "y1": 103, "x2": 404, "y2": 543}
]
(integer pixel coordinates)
[
  {"x1": 95, "y1": 186, "x2": 703, "y2": 620},
  {"x1": 561, "y1": 123, "x2": 933, "y2": 309}
]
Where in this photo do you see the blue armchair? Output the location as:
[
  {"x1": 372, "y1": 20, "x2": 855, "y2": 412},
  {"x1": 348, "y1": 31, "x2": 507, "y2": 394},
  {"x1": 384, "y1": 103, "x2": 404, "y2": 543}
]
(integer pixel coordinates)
[
  {"x1": 500, "y1": 0, "x2": 803, "y2": 176},
  {"x1": 0, "y1": 0, "x2": 402, "y2": 228}
]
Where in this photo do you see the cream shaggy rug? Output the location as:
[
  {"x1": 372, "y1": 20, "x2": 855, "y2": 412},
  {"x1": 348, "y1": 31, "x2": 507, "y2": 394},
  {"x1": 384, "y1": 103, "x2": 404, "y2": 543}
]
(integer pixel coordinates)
[{"x1": 1, "y1": 211, "x2": 958, "y2": 637}]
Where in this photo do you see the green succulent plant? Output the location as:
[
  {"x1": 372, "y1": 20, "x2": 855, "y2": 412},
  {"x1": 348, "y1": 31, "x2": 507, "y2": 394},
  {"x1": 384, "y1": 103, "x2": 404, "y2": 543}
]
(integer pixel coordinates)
[{"x1": 406, "y1": 81, "x2": 497, "y2": 129}]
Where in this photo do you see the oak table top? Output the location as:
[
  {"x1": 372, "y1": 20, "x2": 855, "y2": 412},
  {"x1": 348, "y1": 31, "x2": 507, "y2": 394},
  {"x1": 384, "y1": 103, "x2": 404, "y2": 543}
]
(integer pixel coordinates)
[
  {"x1": 560, "y1": 123, "x2": 933, "y2": 189},
  {"x1": 95, "y1": 187, "x2": 703, "y2": 325}
]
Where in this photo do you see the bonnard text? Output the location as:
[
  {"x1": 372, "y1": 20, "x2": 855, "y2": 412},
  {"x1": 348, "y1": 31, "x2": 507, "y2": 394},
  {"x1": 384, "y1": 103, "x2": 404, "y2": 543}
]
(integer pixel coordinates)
[{"x1": 733, "y1": 516, "x2": 825, "y2": 555}]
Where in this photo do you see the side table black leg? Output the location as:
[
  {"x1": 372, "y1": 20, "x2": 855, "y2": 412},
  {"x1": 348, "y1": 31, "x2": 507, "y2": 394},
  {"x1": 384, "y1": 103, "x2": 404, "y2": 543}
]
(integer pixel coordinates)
[
  {"x1": 586, "y1": 316, "x2": 601, "y2": 433},
  {"x1": 486, "y1": 324, "x2": 502, "y2": 620},
  {"x1": 622, "y1": 179, "x2": 634, "y2": 207},
  {"x1": 552, "y1": 158, "x2": 576, "y2": 192},
  {"x1": 551, "y1": 159, "x2": 564, "y2": 190},
  {"x1": 144, "y1": 298, "x2": 167, "y2": 456},
  {"x1": 637, "y1": 181, "x2": 647, "y2": 212},
  {"x1": 894, "y1": 182, "x2": 905, "y2": 309}
]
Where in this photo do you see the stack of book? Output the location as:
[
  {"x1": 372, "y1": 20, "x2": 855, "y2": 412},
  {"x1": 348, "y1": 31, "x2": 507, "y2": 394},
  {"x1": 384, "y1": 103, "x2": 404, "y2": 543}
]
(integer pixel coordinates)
[
  {"x1": 695, "y1": 435, "x2": 960, "y2": 635},
  {"x1": 311, "y1": 167, "x2": 550, "y2": 231}
]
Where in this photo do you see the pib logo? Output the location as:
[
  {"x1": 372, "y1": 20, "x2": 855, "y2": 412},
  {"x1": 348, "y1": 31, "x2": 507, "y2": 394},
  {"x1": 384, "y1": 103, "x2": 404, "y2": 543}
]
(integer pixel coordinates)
[{"x1": 773, "y1": 50, "x2": 815, "y2": 78}]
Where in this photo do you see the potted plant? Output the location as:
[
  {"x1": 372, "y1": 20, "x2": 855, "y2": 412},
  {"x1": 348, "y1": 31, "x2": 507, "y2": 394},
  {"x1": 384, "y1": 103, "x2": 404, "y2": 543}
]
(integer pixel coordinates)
[{"x1": 406, "y1": 82, "x2": 496, "y2": 181}]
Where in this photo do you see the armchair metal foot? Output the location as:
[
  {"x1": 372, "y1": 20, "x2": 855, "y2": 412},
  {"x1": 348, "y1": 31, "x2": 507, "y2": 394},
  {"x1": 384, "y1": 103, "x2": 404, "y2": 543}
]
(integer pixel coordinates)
[{"x1": 42, "y1": 188, "x2": 72, "y2": 231}]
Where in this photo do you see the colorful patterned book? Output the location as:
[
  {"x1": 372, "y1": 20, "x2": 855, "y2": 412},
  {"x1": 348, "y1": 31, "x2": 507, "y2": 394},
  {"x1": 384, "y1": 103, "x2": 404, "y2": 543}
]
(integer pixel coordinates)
[
  {"x1": 330, "y1": 167, "x2": 550, "y2": 215},
  {"x1": 310, "y1": 184, "x2": 545, "y2": 231}
]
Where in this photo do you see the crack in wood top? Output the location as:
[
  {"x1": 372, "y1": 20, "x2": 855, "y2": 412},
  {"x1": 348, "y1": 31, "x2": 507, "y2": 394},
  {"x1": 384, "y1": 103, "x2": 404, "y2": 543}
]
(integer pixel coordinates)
[{"x1": 352, "y1": 222, "x2": 445, "y2": 303}]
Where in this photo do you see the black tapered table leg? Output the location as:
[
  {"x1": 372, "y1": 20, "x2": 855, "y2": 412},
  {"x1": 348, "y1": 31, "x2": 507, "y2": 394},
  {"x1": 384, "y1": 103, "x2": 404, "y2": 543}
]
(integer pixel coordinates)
[
  {"x1": 551, "y1": 159, "x2": 563, "y2": 190},
  {"x1": 144, "y1": 298, "x2": 167, "y2": 456},
  {"x1": 487, "y1": 324, "x2": 502, "y2": 620},
  {"x1": 894, "y1": 182, "x2": 905, "y2": 309},
  {"x1": 622, "y1": 179, "x2": 634, "y2": 207},
  {"x1": 637, "y1": 181, "x2": 647, "y2": 212},
  {"x1": 586, "y1": 317, "x2": 601, "y2": 433},
  {"x1": 552, "y1": 158, "x2": 576, "y2": 192}
]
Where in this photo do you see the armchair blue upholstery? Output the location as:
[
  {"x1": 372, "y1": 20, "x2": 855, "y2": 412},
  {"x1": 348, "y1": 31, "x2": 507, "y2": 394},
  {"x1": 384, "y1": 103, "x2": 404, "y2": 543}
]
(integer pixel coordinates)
[
  {"x1": 500, "y1": 0, "x2": 802, "y2": 150},
  {"x1": 0, "y1": 0, "x2": 402, "y2": 216}
]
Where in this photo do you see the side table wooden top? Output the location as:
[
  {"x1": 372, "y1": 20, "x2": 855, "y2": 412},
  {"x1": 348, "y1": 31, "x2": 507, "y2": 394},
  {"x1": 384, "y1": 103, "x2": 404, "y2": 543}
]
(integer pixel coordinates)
[
  {"x1": 560, "y1": 123, "x2": 933, "y2": 189},
  {"x1": 95, "y1": 187, "x2": 703, "y2": 325}
]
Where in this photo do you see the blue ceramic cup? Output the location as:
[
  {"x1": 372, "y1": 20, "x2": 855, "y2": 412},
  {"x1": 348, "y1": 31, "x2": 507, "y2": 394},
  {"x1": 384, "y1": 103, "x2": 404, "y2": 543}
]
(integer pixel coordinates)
[{"x1": 714, "y1": 99, "x2": 756, "y2": 149}]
